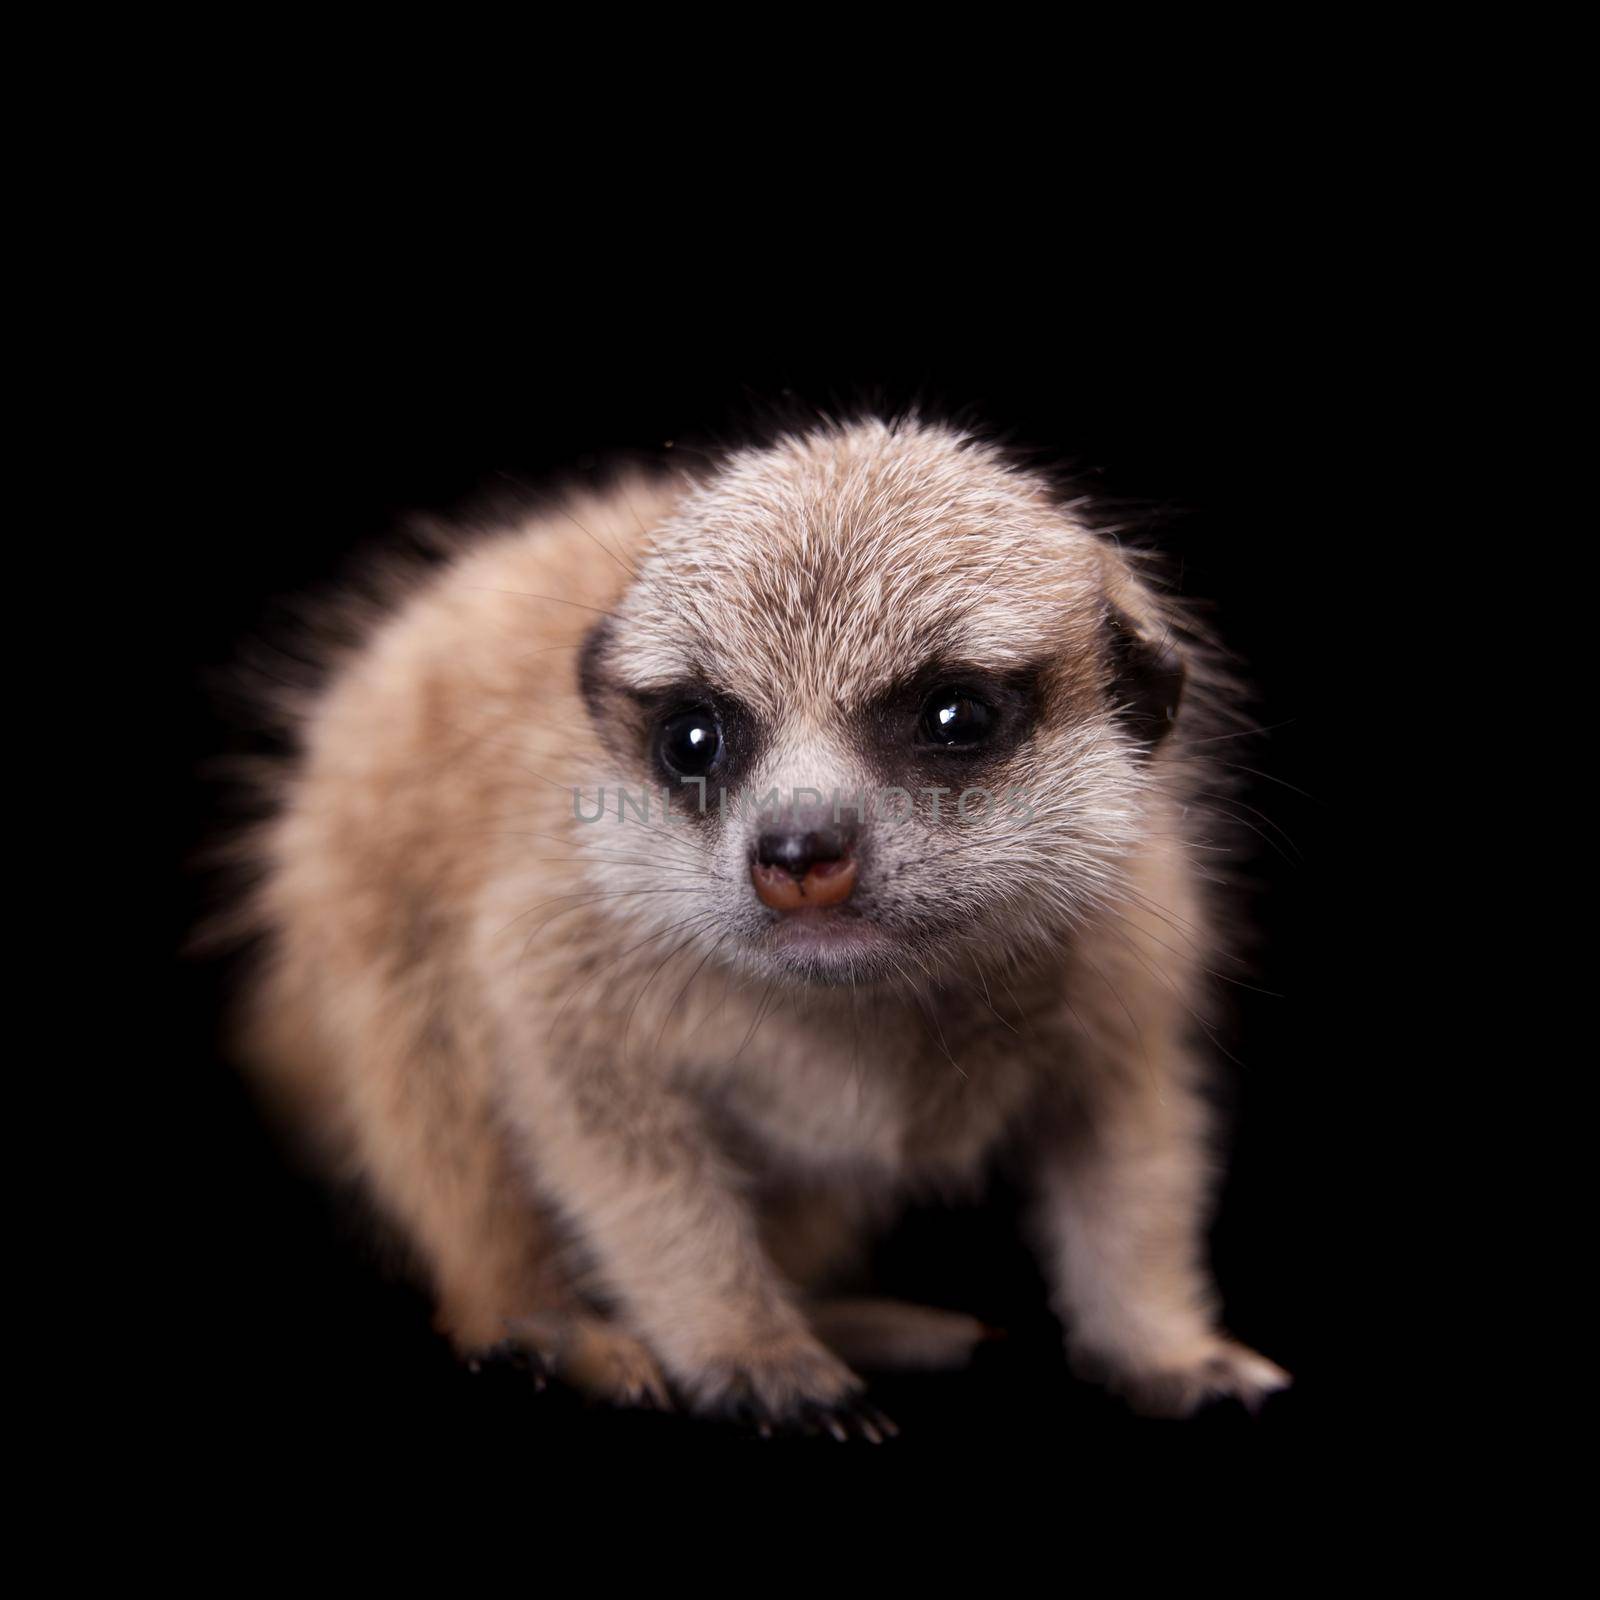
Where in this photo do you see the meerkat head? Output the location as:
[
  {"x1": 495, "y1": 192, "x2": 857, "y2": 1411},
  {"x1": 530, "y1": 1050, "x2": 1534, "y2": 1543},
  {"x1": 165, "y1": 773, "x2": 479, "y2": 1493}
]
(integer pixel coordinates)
[{"x1": 578, "y1": 418, "x2": 1188, "y2": 987}]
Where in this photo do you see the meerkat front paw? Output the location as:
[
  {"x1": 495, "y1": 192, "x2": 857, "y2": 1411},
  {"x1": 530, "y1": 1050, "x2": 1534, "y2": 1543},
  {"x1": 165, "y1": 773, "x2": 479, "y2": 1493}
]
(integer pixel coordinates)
[
  {"x1": 465, "y1": 1314, "x2": 671, "y2": 1410},
  {"x1": 680, "y1": 1326, "x2": 879, "y2": 1434},
  {"x1": 1093, "y1": 1336, "x2": 1291, "y2": 1418},
  {"x1": 557, "y1": 1318, "x2": 673, "y2": 1410}
]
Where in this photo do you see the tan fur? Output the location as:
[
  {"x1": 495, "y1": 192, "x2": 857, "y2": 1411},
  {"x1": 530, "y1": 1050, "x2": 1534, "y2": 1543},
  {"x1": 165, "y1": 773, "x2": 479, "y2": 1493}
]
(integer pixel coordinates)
[{"x1": 232, "y1": 418, "x2": 1288, "y2": 1423}]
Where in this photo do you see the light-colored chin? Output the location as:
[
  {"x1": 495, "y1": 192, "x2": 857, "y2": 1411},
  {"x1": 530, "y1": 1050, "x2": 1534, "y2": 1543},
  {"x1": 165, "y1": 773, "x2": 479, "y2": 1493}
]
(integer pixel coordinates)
[{"x1": 756, "y1": 911, "x2": 904, "y2": 987}]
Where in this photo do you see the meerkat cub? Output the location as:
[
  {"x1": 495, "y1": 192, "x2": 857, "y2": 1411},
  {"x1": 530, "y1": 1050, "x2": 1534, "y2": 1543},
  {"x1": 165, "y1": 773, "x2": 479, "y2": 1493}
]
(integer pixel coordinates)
[{"x1": 234, "y1": 417, "x2": 1288, "y2": 1433}]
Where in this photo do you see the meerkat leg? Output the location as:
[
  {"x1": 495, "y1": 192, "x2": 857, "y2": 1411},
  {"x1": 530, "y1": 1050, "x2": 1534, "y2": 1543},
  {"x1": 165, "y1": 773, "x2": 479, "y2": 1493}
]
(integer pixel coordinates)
[
  {"x1": 351, "y1": 1090, "x2": 677, "y2": 1407},
  {"x1": 559, "y1": 1318, "x2": 672, "y2": 1409},
  {"x1": 502, "y1": 1311, "x2": 672, "y2": 1408},
  {"x1": 357, "y1": 1120, "x2": 571, "y2": 1355},
  {"x1": 1031, "y1": 1062, "x2": 1290, "y2": 1417},
  {"x1": 504, "y1": 1062, "x2": 886, "y2": 1431},
  {"x1": 323, "y1": 1026, "x2": 666, "y2": 1404}
]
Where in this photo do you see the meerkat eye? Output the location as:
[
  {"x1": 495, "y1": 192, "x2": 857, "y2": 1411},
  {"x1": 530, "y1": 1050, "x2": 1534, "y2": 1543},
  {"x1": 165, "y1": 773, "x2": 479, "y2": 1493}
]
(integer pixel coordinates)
[
  {"x1": 658, "y1": 706, "x2": 723, "y2": 776},
  {"x1": 918, "y1": 688, "x2": 995, "y2": 748}
]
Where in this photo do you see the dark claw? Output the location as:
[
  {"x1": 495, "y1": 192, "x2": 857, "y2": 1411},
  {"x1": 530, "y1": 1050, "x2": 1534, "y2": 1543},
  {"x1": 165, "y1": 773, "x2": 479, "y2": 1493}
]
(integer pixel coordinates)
[
  {"x1": 469, "y1": 1340, "x2": 552, "y2": 1390},
  {"x1": 713, "y1": 1384, "x2": 897, "y2": 1442},
  {"x1": 858, "y1": 1402, "x2": 900, "y2": 1442},
  {"x1": 794, "y1": 1395, "x2": 899, "y2": 1444}
]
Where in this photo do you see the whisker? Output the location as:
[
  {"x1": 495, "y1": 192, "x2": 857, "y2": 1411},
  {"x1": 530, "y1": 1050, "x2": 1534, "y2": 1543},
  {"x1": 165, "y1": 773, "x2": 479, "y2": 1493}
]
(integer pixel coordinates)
[
  {"x1": 548, "y1": 910, "x2": 718, "y2": 1040},
  {"x1": 463, "y1": 587, "x2": 623, "y2": 621},
  {"x1": 552, "y1": 503, "x2": 643, "y2": 583},
  {"x1": 622, "y1": 917, "x2": 721, "y2": 1064},
  {"x1": 653, "y1": 932, "x2": 732, "y2": 1061}
]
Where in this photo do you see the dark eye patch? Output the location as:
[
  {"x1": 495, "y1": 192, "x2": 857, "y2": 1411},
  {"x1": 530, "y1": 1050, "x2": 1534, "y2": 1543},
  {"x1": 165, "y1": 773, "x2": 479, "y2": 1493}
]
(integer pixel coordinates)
[
  {"x1": 855, "y1": 659, "x2": 1042, "y2": 785},
  {"x1": 577, "y1": 626, "x2": 764, "y2": 817},
  {"x1": 634, "y1": 681, "x2": 763, "y2": 814}
]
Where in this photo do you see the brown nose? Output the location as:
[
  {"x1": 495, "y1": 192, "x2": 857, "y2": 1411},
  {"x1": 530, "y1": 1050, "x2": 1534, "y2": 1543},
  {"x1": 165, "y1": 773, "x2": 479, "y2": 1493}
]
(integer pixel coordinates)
[{"x1": 751, "y1": 825, "x2": 858, "y2": 912}]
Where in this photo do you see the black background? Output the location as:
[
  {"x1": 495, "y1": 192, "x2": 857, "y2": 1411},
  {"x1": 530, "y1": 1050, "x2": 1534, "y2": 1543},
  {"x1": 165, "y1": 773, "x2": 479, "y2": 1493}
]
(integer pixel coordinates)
[{"x1": 164, "y1": 273, "x2": 1394, "y2": 1476}]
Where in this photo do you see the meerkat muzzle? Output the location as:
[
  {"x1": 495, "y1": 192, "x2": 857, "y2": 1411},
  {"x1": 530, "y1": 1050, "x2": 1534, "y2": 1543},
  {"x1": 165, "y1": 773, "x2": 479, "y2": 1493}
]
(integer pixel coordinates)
[
  {"x1": 752, "y1": 820, "x2": 859, "y2": 911},
  {"x1": 751, "y1": 855, "x2": 858, "y2": 912}
]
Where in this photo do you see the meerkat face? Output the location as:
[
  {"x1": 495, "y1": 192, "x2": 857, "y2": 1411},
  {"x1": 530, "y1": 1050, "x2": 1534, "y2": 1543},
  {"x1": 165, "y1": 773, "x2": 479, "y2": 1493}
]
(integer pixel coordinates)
[{"x1": 578, "y1": 420, "x2": 1185, "y2": 986}]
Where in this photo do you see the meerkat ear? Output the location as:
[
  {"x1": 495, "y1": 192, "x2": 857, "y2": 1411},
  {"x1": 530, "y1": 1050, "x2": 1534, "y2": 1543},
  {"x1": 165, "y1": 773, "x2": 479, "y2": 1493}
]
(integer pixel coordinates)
[{"x1": 1106, "y1": 607, "x2": 1186, "y2": 747}]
